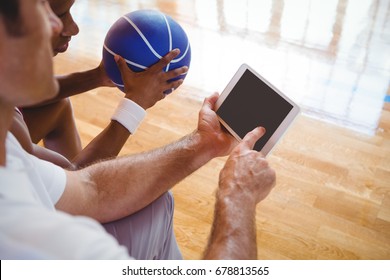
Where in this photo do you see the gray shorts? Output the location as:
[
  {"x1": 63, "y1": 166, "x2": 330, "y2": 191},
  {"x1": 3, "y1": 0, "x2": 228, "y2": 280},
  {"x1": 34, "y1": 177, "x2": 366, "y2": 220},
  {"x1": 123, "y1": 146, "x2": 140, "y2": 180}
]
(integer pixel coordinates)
[{"x1": 102, "y1": 192, "x2": 182, "y2": 260}]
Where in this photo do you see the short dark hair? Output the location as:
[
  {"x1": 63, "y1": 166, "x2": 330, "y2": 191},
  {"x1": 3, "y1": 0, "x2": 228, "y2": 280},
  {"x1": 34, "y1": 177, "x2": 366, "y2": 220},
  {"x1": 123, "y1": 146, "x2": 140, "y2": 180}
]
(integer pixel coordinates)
[{"x1": 0, "y1": 0, "x2": 25, "y2": 36}]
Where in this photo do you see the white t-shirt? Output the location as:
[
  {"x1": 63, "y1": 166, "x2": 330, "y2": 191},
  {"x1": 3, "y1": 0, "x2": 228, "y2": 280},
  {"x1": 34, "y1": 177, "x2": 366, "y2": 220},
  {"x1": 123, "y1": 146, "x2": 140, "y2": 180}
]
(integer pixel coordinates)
[{"x1": 0, "y1": 133, "x2": 132, "y2": 259}]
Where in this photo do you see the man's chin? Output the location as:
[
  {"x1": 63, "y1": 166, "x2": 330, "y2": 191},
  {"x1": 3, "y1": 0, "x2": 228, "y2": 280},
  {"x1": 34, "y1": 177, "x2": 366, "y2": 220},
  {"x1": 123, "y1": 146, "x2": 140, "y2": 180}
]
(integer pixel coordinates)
[
  {"x1": 53, "y1": 43, "x2": 69, "y2": 56},
  {"x1": 53, "y1": 49, "x2": 66, "y2": 56}
]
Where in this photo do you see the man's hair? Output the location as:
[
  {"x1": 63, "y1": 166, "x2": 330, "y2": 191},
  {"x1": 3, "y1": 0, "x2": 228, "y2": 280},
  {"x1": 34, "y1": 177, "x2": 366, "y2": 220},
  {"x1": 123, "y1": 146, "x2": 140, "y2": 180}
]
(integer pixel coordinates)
[{"x1": 0, "y1": 0, "x2": 25, "y2": 36}]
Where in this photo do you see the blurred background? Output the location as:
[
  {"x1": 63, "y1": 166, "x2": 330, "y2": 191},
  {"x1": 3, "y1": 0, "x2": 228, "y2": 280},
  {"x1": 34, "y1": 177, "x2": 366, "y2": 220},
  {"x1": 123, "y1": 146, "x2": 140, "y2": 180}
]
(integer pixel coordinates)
[{"x1": 67, "y1": 0, "x2": 389, "y2": 134}]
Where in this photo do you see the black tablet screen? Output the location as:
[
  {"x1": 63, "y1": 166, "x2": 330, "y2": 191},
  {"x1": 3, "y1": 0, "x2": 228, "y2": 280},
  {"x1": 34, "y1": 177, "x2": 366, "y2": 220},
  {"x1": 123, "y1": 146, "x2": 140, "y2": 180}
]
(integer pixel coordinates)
[{"x1": 216, "y1": 69, "x2": 293, "y2": 151}]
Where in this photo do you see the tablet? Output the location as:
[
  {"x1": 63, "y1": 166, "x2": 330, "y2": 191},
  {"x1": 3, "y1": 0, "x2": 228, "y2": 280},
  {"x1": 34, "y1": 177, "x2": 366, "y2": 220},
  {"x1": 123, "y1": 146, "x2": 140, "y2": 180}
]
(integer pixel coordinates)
[{"x1": 215, "y1": 64, "x2": 300, "y2": 155}]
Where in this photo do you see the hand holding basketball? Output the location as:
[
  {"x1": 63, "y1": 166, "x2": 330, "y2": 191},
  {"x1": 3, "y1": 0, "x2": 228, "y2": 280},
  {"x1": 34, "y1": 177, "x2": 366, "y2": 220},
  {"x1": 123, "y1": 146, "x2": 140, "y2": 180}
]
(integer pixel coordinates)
[
  {"x1": 114, "y1": 50, "x2": 188, "y2": 109},
  {"x1": 103, "y1": 9, "x2": 191, "y2": 94}
]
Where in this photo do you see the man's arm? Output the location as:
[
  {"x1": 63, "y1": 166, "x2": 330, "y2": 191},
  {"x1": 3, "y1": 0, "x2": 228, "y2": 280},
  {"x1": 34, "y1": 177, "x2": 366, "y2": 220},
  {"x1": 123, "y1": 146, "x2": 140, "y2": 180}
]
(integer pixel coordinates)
[
  {"x1": 27, "y1": 49, "x2": 188, "y2": 106},
  {"x1": 56, "y1": 93, "x2": 238, "y2": 222},
  {"x1": 17, "y1": 50, "x2": 188, "y2": 169},
  {"x1": 68, "y1": 50, "x2": 188, "y2": 168},
  {"x1": 24, "y1": 63, "x2": 112, "y2": 107},
  {"x1": 203, "y1": 127, "x2": 276, "y2": 260},
  {"x1": 69, "y1": 120, "x2": 129, "y2": 168},
  {"x1": 55, "y1": 64, "x2": 112, "y2": 100}
]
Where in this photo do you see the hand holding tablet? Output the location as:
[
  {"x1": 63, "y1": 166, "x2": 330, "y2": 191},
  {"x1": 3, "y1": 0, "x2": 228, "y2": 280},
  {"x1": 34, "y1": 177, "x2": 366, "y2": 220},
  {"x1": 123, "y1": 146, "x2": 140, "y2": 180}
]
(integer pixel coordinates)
[{"x1": 215, "y1": 64, "x2": 300, "y2": 156}]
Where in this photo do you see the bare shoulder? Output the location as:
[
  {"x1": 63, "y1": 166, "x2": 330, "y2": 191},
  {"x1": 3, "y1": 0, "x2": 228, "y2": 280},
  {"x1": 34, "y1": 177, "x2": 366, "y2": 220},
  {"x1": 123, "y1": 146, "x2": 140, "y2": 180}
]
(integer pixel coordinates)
[
  {"x1": 10, "y1": 109, "x2": 34, "y2": 153},
  {"x1": 10, "y1": 108, "x2": 73, "y2": 169}
]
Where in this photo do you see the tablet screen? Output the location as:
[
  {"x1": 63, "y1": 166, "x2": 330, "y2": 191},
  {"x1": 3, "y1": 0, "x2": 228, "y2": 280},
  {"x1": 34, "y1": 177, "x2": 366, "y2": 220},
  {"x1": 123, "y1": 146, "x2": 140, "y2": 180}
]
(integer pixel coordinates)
[{"x1": 216, "y1": 69, "x2": 294, "y2": 151}]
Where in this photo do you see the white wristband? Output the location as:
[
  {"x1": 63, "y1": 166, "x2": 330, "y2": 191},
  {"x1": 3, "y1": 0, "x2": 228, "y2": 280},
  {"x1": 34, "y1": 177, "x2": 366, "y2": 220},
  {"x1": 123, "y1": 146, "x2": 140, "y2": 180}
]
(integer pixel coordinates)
[{"x1": 111, "y1": 98, "x2": 146, "y2": 134}]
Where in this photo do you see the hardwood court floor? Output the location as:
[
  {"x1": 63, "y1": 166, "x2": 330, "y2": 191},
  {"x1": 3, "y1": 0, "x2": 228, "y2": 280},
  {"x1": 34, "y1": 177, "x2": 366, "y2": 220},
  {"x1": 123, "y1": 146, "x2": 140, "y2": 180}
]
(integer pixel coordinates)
[{"x1": 54, "y1": 0, "x2": 390, "y2": 259}]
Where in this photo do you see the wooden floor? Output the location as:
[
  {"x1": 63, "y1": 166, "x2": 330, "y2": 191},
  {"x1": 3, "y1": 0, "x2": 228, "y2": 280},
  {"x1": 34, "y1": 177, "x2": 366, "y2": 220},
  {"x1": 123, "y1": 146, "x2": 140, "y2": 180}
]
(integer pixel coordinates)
[{"x1": 54, "y1": 0, "x2": 390, "y2": 259}]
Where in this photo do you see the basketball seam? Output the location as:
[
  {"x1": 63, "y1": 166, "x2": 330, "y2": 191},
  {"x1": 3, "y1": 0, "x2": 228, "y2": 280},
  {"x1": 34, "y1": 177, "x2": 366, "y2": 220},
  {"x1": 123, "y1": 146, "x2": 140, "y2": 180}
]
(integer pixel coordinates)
[
  {"x1": 171, "y1": 41, "x2": 190, "y2": 64},
  {"x1": 104, "y1": 41, "x2": 190, "y2": 71},
  {"x1": 121, "y1": 13, "x2": 189, "y2": 65},
  {"x1": 105, "y1": 11, "x2": 190, "y2": 78},
  {"x1": 121, "y1": 15, "x2": 163, "y2": 60},
  {"x1": 163, "y1": 14, "x2": 172, "y2": 72},
  {"x1": 103, "y1": 44, "x2": 147, "y2": 70}
]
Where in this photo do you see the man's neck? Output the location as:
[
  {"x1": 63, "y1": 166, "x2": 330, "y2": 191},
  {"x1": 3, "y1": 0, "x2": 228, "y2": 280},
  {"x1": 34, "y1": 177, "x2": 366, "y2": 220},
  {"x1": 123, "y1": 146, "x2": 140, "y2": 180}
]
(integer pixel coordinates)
[{"x1": 0, "y1": 100, "x2": 14, "y2": 166}]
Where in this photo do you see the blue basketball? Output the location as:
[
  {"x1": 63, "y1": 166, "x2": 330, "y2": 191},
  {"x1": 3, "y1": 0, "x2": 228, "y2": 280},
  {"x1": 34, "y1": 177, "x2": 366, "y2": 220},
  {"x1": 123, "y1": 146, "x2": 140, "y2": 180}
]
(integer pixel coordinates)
[{"x1": 103, "y1": 9, "x2": 191, "y2": 93}]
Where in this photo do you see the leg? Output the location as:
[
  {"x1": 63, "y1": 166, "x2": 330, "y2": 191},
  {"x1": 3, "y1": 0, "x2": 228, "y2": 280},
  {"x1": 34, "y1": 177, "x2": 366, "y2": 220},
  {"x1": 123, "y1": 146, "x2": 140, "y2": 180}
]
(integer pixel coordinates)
[
  {"x1": 102, "y1": 192, "x2": 182, "y2": 260},
  {"x1": 22, "y1": 98, "x2": 82, "y2": 160}
]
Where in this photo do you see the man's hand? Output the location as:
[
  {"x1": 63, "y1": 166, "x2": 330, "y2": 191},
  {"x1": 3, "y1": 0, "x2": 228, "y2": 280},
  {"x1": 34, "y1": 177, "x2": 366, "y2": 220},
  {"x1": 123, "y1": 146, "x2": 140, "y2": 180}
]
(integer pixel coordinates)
[
  {"x1": 195, "y1": 92, "x2": 238, "y2": 158},
  {"x1": 114, "y1": 49, "x2": 188, "y2": 109},
  {"x1": 203, "y1": 127, "x2": 275, "y2": 260},
  {"x1": 218, "y1": 127, "x2": 276, "y2": 208},
  {"x1": 97, "y1": 60, "x2": 116, "y2": 88}
]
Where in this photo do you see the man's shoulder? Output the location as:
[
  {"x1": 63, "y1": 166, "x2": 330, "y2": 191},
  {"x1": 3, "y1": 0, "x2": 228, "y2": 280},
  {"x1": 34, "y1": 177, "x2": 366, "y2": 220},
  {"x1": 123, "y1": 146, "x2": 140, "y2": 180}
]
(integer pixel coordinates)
[{"x1": 9, "y1": 110, "x2": 34, "y2": 154}]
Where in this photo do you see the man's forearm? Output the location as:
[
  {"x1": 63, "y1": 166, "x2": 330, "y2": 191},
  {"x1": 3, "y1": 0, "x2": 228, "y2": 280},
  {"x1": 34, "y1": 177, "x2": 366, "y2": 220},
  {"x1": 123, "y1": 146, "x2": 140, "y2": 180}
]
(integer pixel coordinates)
[
  {"x1": 59, "y1": 65, "x2": 110, "y2": 95},
  {"x1": 70, "y1": 120, "x2": 131, "y2": 169},
  {"x1": 26, "y1": 67, "x2": 107, "y2": 107},
  {"x1": 55, "y1": 68, "x2": 106, "y2": 100},
  {"x1": 57, "y1": 131, "x2": 215, "y2": 222}
]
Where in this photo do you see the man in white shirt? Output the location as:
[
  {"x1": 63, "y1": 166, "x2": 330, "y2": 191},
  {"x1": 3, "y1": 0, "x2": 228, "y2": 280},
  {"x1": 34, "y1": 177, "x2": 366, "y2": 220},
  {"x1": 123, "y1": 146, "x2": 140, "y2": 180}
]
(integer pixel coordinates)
[{"x1": 0, "y1": 0, "x2": 276, "y2": 260}]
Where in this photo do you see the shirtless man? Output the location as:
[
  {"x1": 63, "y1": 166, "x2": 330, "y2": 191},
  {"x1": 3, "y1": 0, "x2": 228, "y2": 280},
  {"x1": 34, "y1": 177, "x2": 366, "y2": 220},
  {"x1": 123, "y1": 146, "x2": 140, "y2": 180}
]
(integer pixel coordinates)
[{"x1": 11, "y1": 0, "x2": 188, "y2": 169}]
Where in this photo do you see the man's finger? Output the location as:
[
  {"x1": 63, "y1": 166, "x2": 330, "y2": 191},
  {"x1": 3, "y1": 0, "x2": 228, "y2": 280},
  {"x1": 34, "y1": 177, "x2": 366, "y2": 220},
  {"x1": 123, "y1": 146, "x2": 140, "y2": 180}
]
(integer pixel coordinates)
[
  {"x1": 114, "y1": 55, "x2": 131, "y2": 74},
  {"x1": 151, "y1": 49, "x2": 180, "y2": 70},
  {"x1": 165, "y1": 65, "x2": 188, "y2": 79},
  {"x1": 240, "y1": 127, "x2": 266, "y2": 150},
  {"x1": 202, "y1": 92, "x2": 219, "y2": 111}
]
